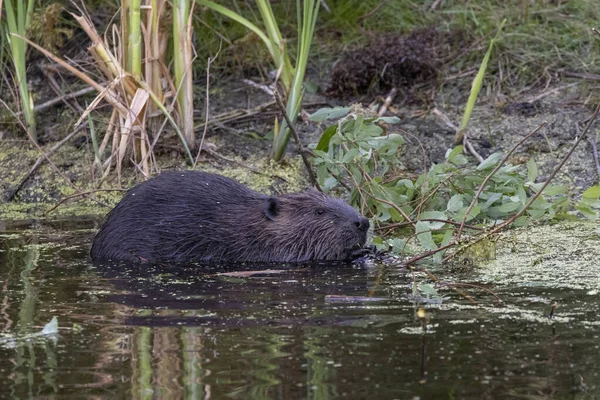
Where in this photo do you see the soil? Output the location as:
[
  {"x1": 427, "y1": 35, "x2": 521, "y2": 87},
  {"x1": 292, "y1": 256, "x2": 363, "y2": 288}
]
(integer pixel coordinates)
[
  {"x1": 326, "y1": 28, "x2": 458, "y2": 98},
  {"x1": 1, "y1": 30, "x2": 599, "y2": 222}
]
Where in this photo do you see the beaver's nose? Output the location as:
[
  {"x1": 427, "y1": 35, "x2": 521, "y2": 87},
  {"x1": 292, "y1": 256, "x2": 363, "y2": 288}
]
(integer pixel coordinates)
[{"x1": 353, "y1": 217, "x2": 370, "y2": 232}]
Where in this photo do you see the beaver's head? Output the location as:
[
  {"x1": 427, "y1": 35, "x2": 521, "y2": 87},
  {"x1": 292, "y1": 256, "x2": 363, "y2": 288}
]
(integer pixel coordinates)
[{"x1": 261, "y1": 189, "x2": 370, "y2": 262}]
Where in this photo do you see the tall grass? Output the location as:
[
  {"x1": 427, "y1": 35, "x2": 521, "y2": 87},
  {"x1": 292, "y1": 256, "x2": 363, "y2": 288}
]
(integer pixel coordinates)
[
  {"x1": 198, "y1": 0, "x2": 320, "y2": 161},
  {"x1": 3, "y1": 0, "x2": 36, "y2": 140},
  {"x1": 271, "y1": 0, "x2": 320, "y2": 161},
  {"x1": 197, "y1": 0, "x2": 294, "y2": 92},
  {"x1": 20, "y1": 1, "x2": 196, "y2": 180},
  {"x1": 173, "y1": 0, "x2": 195, "y2": 148},
  {"x1": 455, "y1": 19, "x2": 506, "y2": 145}
]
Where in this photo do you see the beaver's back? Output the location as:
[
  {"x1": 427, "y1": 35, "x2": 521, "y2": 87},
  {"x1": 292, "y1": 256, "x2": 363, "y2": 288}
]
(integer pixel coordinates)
[
  {"x1": 90, "y1": 171, "x2": 369, "y2": 264},
  {"x1": 90, "y1": 171, "x2": 266, "y2": 263}
]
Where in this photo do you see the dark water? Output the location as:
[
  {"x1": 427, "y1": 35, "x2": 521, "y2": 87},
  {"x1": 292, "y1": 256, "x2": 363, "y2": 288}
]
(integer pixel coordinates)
[{"x1": 0, "y1": 219, "x2": 598, "y2": 400}]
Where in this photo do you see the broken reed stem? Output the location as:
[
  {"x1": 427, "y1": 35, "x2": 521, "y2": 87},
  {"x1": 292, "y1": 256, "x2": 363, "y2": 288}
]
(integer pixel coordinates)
[
  {"x1": 44, "y1": 189, "x2": 126, "y2": 215},
  {"x1": 273, "y1": 91, "x2": 321, "y2": 191},
  {"x1": 456, "y1": 122, "x2": 546, "y2": 241}
]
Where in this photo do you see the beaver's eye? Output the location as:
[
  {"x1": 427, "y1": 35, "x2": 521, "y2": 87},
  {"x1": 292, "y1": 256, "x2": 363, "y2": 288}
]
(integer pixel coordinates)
[{"x1": 316, "y1": 208, "x2": 324, "y2": 216}]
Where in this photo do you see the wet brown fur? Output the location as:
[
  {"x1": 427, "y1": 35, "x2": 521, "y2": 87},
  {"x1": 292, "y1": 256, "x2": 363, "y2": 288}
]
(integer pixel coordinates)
[{"x1": 90, "y1": 171, "x2": 369, "y2": 264}]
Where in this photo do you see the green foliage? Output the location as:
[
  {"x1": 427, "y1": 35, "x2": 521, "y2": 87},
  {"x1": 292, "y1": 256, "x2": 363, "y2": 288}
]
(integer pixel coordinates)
[
  {"x1": 309, "y1": 106, "x2": 572, "y2": 257},
  {"x1": 197, "y1": 0, "x2": 321, "y2": 161},
  {"x1": 2, "y1": 0, "x2": 36, "y2": 140},
  {"x1": 576, "y1": 186, "x2": 600, "y2": 220}
]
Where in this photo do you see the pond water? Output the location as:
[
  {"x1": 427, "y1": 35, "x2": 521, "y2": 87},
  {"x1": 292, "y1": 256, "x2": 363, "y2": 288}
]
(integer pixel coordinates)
[{"x1": 0, "y1": 219, "x2": 599, "y2": 399}]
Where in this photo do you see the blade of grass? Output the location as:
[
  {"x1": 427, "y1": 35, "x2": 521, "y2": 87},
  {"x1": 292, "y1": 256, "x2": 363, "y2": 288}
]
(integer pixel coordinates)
[
  {"x1": 454, "y1": 19, "x2": 506, "y2": 144},
  {"x1": 255, "y1": 0, "x2": 293, "y2": 90},
  {"x1": 4, "y1": 0, "x2": 36, "y2": 140},
  {"x1": 271, "y1": 0, "x2": 320, "y2": 161},
  {"x1": 195, "y1": 0, "x2": 293, "y2": 90}
]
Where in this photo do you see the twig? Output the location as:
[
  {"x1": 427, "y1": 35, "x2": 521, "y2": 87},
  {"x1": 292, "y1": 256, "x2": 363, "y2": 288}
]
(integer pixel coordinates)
[
  {"x1": 403, "y1": 240, "x2": 460, "y2": 267},
  {"x1": 376, "y1": 219, "x2": 483, "y2": 232},
  {"x1": 44, "y1": 189, "x2": 125, "y2": 215},
  {"x1": 456, "y1": 122, "x2": 546, "y2": 241},
  {"x1": 525, "y1": 82, "x2": 580, "y2": 103},
  {"x1": 364, "y1": 191, "x2": 415, "y2": 228},
  {"x1": 463, "y1": 135, "x2": 484, "y2": 163},
  {"x1": 194, "y1": 101, "x2": 276, "y2": 128},
  {"x1": 413, "y1": 174, "x2": 456, "y2": 218},
  {"x1": 430, "y1": 0, "x2": 445, "y2": 10},
  {"x1": 378, "y1": 87, "x2": 397, "y2": 116},
  {"x1": 561, "y1": 71, "x2": 600, "y2": 81},
  {"x1": 357, "y1": 0, "x2": 388, "y2": 21},
  {"x1": 194, "y1": 41, "x2": 222, "y2": 169},
  {"x1": 431, "y1": 107, "x2": 458, "y2": 131},
  {"x1": 273, "y1": 91, "x2": 321, "y2": 191},
  {"x1": 414, "y1": 266, "x2": 476, "y2": 304},
  {"x1": 242, "y1": 79, "x2": 274, "y2": 96},
  {"x1": 442, "y1": 282, "x2": 502, "y2": 303},
  {"x1": 40, "y1": 66, "x2": 85, "y2": 114},
  {"x1": 30, "y1": 86, "x2": 95, "y2": 113}
]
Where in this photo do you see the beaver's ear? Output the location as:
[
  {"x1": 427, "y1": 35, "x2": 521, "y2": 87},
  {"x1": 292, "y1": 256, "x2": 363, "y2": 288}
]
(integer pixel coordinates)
[{"x1": 264, "y1": 197, "x2": 280, "y2": 221}]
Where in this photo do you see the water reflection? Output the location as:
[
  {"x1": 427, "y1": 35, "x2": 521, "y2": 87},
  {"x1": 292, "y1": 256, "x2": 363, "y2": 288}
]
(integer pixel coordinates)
[{"x1": 0, "y1": 223, "x2": 599, "y2": 399}]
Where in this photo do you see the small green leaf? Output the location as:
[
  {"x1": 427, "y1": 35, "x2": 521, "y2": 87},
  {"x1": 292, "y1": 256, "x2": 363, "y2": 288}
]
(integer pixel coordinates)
[
  {"x1": 305, "y1": 80, "x2": 319, "y2": 94},
  {"x1": 482, "y1": 192, "x2": 503, "y2": 209},
  {"x1": 351, "y1": 115, "x2": 365, "y2": 139},
  {"x1": 309, "y1": 107, "x2": 350, "y2": 122},
  {"x1": 497, "y1": 201, "x2": 522, "y2": 213},
  {"x1": 341, "y1": 148, "x2": 359, "y2": 163},
  {"x1": 527, "y1": 207, "x2": 546, "y2": 219},
  {"x1": 455, "y1": 204, "x2": 481, "y2": 221},
  {"x1": 576, "y1": 202, "x2": 597, "y2": 220},
  {"x1": 357, "y1": 123, "x2": 383, "y2": 139},
  {"x1": 419, "y1": 211, "x2": 447, "y2": 230},
  {"x1": 513, "y1": 216, "x2": 529, "y2": 226},
  {"x1": 582, "y1": 185, "x2": 600, "y2": 198},
  {"x1": 516, "y1": 185, "x2": 527, "y2": 205},
  {"x1": 526, "y1": 157, "x2": 538, "y2": 183},
  {"x1": 315, "y1": 125, "x2": 338, "y2": 152},
  {"x1": 415, "y1": 221, "x2": 437, "y2": 251},
  {"x1": 323, "y1": 176, "x2": 338, "y2": 190},
  {"x1": 446, "y1": 146, "x2": 468, "y2": 165},
  {"x1": 389, "y1": 238, "x2": 410, "y2": 255},
  {"x1": 542, "y1": 185, "x2": 567, "y2": 196},
  {"x1": 446, "y1": 194, "x2": 464, "y2": 212},
  {"x1": 477, "y1": 152, "x2": 503, "y2": 170}
]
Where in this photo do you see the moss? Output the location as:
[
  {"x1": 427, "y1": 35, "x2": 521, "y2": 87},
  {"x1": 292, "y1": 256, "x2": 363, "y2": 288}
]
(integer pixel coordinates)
[{"x1": 477, "y1": 222, "x2": 600, "y2": 291}]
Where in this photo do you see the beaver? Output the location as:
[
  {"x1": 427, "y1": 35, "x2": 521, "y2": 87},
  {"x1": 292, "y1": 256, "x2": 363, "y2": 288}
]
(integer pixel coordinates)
[{"x1": 90, "y1": 171, "x2": 370, "y2": 264}]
